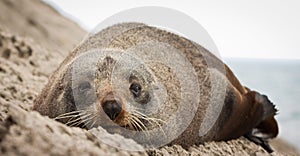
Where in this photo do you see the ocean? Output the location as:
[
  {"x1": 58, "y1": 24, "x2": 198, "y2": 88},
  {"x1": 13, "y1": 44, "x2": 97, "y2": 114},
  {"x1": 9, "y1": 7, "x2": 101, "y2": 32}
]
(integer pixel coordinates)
[{"x1": 224, "y1": 58, "x2": 300, "y2": 151}]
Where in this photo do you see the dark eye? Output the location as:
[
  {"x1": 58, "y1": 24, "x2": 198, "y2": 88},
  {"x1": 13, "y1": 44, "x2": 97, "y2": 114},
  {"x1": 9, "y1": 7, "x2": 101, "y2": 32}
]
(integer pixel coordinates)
[
  {"x1": 78, "y1": 81, "x2": 92, "y2": 92},
  {"x1": 129, "y1": 82, "x2": 142, "y2": 98}
]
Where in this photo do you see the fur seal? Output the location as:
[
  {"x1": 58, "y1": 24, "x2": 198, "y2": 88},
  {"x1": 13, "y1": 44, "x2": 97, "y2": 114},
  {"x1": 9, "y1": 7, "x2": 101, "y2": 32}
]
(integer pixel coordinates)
[{"x1": 33, "y1": 23, "x2": 278, "y2": 152}]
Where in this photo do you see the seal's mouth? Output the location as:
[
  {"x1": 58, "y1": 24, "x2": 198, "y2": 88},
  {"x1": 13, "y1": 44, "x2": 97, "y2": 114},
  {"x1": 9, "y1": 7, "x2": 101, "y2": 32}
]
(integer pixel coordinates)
[
  {"x1": 100, "y1": 121, "x2": 142, "y2": 131},
  {"x1": 117, "y1": 114, "x2": 165, "y2": 132},
  {"x1": 101, "y1": 113, "x2": 162, "y2": 132},
  {"x1": 110, "y1": 116, "x2": 148, "y2": 131},
  {"x1": 121, "y1": 118, "x2": 149, "y2": 131}
]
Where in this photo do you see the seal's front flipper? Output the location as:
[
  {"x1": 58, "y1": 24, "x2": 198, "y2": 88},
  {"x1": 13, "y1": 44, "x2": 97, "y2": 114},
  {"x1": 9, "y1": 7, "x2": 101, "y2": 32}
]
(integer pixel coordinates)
[{"x1": 245, "y1": 91, "x2": 278, "y2": 153}]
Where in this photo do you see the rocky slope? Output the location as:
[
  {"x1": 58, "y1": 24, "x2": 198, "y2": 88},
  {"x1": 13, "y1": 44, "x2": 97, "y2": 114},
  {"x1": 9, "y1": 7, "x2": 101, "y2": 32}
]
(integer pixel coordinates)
[{"x1": 0, "y1": 0, "x2": 298, "y2": 155}]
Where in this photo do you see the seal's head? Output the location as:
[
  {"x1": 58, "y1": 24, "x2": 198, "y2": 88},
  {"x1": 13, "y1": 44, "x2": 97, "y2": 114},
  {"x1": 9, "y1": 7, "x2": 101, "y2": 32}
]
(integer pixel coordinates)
[{"x1": 63, "y1": 52, "x2": 169, "y2": 133}]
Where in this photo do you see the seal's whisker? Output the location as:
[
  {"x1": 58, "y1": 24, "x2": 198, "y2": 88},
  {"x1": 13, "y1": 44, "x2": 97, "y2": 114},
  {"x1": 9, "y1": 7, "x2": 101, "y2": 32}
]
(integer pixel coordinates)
[
  {"x1": 131, "y1": 116, "x2": 150, "y2": 137},
  {"x1": 147, "y1": 117, "x2": 166, "y2": 125},
  {"x1": 54, "y1": 110, "x2": 87, "y2": 120},
  {"x1": 68, "y1": 121, "x2": 81, "y2": 127},
  {"x1": 132, "y1": 110, "x2": 166, "y2": 125},
  {"x1": 54, "y1": 114, "x2": 81, "y2": 120},
  {"x1": 148, "y1": 117, "x2": 167, "y2": 138},
  {"x1": 85, "y1": 115, "x2": 97, "y2": 128},
  {"x1": 131, "y1": 116, "x2": 146, "y2": 131},
  {"x1": 127, "y1": 119, "x2": 134, "y2": 130},
  {"x1": 70, "y1": 113, "x2": 94, "y2": 127},
  {"x1": 132, "y1": 115, "x2": 148, "y2": 130},
  {"x1": 90, "y1": 116, "x2": 98, "y2": 128},
  {"x1": 69, "y1": 118, "x2": 86, "y2": 127},
  {"x1": 65, "y1": 114, "x2": 86, "y2": 124},
  {"x1": 130, "y1": 119, "x2": 141, "y2": 131},
  {"x1": 55, "y1": 110, "x2": 85, "y2": 117},
  {"x1": 131, "y1": 107, "x2": 144, "y2": 111},
  {"x1": 66, "y1": 113, "x2": 91, "y2": 126},
  {"x1": 60, "y1": 110, "x2": 85, "y2": 115},
  {"x1": 67, "y1": 117, "x2": 83, "y2": 127},
  {"x1": 131, "y1": 111, "x2": 166, "y2": 137},
  {"x1": 131, "y1": 110, "x2": 149, "y2": 118},
  {"x1": 131, "y1": 114, "x2": 148, "y2": 131},
  {"x1": 131, "y1": 114, "x2": 151, "y2": 137},
  {"x1": 66, "y1": 115, "x2": 77, "y2": 124},
  {"x1": 62, "y1": 110, "x2": 93, "y2": 127}
]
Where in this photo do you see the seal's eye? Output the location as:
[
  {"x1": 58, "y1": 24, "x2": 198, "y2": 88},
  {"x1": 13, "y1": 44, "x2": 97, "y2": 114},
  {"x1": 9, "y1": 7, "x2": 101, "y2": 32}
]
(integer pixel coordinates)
[
  {"x1": 78, "y1": 81, "x2": 91, "y2": 92},
  {"x1": 129, "y1": 82, "x2": 142, "y2": 98}
]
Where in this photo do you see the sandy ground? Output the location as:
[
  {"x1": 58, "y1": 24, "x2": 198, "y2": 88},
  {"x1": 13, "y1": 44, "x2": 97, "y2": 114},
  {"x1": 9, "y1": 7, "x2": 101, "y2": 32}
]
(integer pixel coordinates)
[{"x1": 0, "y1": 0, "x2": 299, "y2": 155}]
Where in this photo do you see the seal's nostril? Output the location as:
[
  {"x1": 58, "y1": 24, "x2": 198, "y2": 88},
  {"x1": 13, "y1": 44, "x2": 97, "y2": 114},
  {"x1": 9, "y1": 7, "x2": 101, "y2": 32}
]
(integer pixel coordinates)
[{"x1": 102, "y1": 100, "x2": 122, "y2": 120}]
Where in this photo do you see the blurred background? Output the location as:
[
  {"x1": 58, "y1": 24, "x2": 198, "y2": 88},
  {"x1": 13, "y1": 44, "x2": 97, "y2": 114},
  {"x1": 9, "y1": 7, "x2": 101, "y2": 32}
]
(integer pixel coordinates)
[{"x1": 43, "y1": 0, "x2": 300, "y2": 151}]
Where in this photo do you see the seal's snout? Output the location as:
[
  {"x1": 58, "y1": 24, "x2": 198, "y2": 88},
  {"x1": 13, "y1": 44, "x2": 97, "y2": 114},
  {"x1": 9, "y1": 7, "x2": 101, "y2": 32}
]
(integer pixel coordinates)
[
  {"x1": 102, "y1": 100, "x2": 122, "y2": 120},
  {"x1": 100, "y1": 92, "x2": 124, "y2": 121}
]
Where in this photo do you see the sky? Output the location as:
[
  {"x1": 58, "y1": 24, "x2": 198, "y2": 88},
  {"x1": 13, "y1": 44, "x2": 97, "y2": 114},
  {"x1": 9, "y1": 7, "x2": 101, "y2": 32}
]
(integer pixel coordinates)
[{"x1": 43, "y1": 0, "x2": 300, "y2": 60}]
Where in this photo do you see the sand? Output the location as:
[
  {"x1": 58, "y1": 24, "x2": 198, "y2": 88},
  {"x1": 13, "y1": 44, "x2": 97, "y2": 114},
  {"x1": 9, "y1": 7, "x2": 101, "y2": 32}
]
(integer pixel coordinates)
[{"x1": 0, "y1": 0, "x2": 298, "y2": 155}]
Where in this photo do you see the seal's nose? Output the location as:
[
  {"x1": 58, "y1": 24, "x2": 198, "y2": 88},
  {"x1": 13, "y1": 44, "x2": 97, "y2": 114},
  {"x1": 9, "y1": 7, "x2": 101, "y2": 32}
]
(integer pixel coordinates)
[{"x1": 102, "y1": 100, "x2": 122, "y2": 120}]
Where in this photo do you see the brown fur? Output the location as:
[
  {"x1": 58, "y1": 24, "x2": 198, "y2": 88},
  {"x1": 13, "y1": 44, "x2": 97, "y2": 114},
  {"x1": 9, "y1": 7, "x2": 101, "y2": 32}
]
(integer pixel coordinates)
[{"x1": 33, "y1": 23, "x2": 278, "y2": 152}]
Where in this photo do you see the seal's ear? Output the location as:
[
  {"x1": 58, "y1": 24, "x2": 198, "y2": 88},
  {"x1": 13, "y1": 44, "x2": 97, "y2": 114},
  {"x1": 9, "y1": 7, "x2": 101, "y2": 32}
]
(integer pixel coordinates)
[{"x1": 245, "y1": 91, "x2": 278, "y2": 153}]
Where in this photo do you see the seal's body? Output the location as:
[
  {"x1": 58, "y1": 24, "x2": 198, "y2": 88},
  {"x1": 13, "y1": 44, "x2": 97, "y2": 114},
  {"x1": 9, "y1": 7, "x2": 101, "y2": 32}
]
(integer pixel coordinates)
[{"x1": 33, "y1": 23, "x2": 278, "y2": 152}]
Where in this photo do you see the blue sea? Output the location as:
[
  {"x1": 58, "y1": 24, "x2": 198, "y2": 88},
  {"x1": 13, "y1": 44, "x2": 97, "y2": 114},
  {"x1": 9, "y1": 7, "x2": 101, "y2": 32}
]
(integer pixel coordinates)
[{"x1": 224, "y1": 58, "x2": 300, "y2": 151}]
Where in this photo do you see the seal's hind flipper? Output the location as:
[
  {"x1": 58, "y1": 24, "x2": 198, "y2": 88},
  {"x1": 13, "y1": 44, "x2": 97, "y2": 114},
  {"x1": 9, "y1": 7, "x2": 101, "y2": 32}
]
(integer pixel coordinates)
[
  {"x1": 245, "y1": 92, "x2": 278, "y2": 153},
  {"x1": 245, "y1": 129, "x2": 274, "y2": 153},
  {"x1": 253, "y1": 93, "x2": 278, "y2": 139}
]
